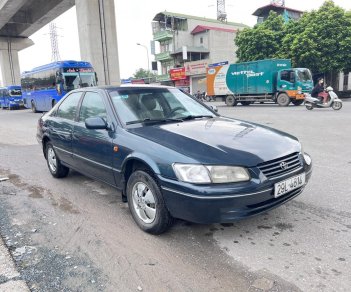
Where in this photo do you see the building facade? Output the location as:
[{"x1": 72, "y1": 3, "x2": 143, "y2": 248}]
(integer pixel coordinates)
[
  {"x1": 151, "y1": 12, "x2": 247, "y2": 94},
  {"x1": 252, "y1": 3, "x2": 303, "y2": 24}
]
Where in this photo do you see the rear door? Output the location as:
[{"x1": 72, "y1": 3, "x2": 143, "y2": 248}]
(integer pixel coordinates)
[
  {"x1": 48, "y1": 91, "x2": 82, "y2": 168},
  {"x1": 72, "y1": 91, "x2": 115, "y2": 185}
]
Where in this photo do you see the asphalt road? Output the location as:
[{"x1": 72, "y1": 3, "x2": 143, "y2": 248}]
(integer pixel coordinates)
[{"x1": 0, "y1": 100, "x2": 350, "y2": 292}]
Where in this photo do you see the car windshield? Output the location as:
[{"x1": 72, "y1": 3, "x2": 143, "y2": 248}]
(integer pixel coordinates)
[
  {"x1": 9, "y1": 89, "x2": 21, "y2": 96},
  {"x1": 109, "y1": 87, "x2": 217, "y2": 125},
  {"x1": 296, "y1": 69, "x2": 312, "y2": 82},
  {"x1": 63, "y1": 72, "x2": 97, "y2": 91}
]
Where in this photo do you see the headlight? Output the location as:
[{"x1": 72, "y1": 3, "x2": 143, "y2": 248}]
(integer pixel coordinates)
[
  {"x1": 303, "y1": 153, "x2": 312, "y2": 165},
  {"x1": 172, "y1": 163, "x2": 250, "y2": 184},
  {"x1": 300, "y1": 144, "x2": 312, "y2": 166}
]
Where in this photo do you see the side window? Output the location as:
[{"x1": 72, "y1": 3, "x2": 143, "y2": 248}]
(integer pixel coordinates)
[
  {"x1": 56, "y1": 92, "x2": 82, "y2": 120},
  {"x1": 281, "y1": 70, "x2": 295, "y2": 83},
  {"x1": 280, "y1": 70, "x2": 290, "y2": 82},
  {"x1": 78, "y1": 92, "x2": 107, "y2": 122}
]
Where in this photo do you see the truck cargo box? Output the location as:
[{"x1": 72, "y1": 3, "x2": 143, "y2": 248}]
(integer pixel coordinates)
[{"x1": 226, "y1": 59, "x2": 291, "y2": 95}]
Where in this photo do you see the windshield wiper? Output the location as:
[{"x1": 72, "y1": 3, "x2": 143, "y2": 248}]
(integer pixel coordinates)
[
  {"x1": 180, "y1": 115, "x2": 214, "y2": 121},
  {"x1": 126, "y1": 118, "x2": 183, "y2": 125}
]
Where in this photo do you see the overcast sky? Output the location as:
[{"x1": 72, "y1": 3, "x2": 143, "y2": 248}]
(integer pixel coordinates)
[{"x1": 1, "y1": 0, "x2": 351, "y2": 84}]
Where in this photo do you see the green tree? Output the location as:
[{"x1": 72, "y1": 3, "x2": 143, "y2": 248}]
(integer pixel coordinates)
[
  {"x1": 288, "y1": 1, "x2": 351, "y2": 74},
  {"x1": 235, "y1": 11, "x2": 285, "y2": 62},
  {"x1": 235, "y1": 0, "x2": 351, "y2": 78},
  {"x1": 133, "y1": 68, "x2": 157, "y2": 80}
]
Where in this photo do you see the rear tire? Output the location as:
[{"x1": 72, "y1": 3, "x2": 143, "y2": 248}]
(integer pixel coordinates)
[
  {"x1": 126, "y1": 170, "x2": 173, "y2": 234},
  {"x1": 225, "y1": 95, "x2": 238, "y2": 107},
  {"x1": 305, "y1": 102, "x2": 314, "y2": 110},
  {"x1": 277, "y1": 93, "x2": 290, "y2": 106},
  {"x1": 46, "y1": 142, "x2": 69, "y2": 178}
]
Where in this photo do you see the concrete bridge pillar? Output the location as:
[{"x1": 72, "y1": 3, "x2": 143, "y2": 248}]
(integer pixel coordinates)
[
  {"x1": 75, "y1": 0, "x2": 120, "y2": 85},
  {"x1": 0, "y1": 37, "x2": 33, "y2": 86}
]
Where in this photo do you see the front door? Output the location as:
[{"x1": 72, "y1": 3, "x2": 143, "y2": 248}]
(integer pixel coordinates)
[{"x1": 72, "y1": 91, "x2": 115, "y2": 185}]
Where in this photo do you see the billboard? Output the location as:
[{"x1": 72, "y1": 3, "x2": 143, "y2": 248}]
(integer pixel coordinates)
[
  {"x1": 206, "y1": 65, "x2": 230, "y2": 96},
  {"x1": 185, "y1": 60, "x2": 210, "y2": 76},
  {"x1": 170, "y1": 67, "x2": 186, "y2": 80}
]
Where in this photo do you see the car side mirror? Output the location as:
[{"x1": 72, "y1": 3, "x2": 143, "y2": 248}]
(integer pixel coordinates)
[{"x1": 85, "y1": 117, "x2": 108, "y2": 130}]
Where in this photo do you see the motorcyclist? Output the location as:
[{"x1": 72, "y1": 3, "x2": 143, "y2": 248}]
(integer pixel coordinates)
[{"x1": 311, "y1": 77, "x2": 328, "y2": 104}]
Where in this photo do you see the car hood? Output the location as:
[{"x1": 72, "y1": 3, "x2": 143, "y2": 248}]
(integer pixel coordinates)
[{"x1": 127, "y1": 117, "x2": 300, "y2": 166}]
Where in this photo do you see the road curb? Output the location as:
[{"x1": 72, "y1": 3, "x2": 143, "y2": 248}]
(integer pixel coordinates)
[{"x1": 0, "y1": 235, "x2": 30, "y2": 291}]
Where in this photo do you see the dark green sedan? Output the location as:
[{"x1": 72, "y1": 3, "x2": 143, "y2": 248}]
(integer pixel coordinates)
[{"x1": 37, "y1": 85, "x2": 312, "y2": 234}]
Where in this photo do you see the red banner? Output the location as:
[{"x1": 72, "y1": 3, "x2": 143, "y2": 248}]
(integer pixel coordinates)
[
  {"x1": 174, "y1": 78, "x2": 190, "y2": 86},
  {"x1": 131, "y1": 79, "x2": 145, "y2": 84},
  {"x1": 170, "y1": 67, "x2": 186, "y2": 80}
]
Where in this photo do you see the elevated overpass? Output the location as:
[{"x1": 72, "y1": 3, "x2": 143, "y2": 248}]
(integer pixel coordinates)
[{"x1": 0, "y1": 0, "x2": 120, "y2": 86}]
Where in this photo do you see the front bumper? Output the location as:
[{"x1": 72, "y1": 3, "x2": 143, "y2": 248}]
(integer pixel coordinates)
[{"x1": 159, "y1": 164, "x2": 312, "y2": 224}]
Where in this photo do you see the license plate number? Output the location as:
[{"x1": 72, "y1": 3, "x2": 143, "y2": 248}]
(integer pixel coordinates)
[{"x1": 274, "y1": 173, "x2": 305, "y2": 198}]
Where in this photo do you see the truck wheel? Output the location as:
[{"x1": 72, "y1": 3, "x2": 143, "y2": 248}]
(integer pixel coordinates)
[
  {"x1": 240, "y1": 101, "x2": 251, "y2": 106},
  {"x1": 277, "y1": 93, "x2": 290, "y2": 106},
  {"x1": 292, "y1": 99, "x2": 304, "y2": 106},
  {"x1": 225, "y1": 95, "x2": 237, "y2": 107}
]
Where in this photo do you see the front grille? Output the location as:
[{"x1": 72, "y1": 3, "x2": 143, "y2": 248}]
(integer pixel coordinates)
[{"x1": 257, "y1": 152, "x2": 302, "y2": 179}]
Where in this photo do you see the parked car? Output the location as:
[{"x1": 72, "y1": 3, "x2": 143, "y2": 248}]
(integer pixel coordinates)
[{"x1": 37, "y1": 85, "x2": 312, "y2": 234}]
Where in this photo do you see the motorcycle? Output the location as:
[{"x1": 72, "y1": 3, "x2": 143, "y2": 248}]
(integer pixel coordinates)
[{"x1": 305, "y1": 86, "x2": 343, "y2": 110}]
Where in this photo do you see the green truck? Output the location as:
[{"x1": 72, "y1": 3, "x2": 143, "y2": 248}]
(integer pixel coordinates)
[{"x1": 206, "y1": 59, "x2": 313, "y2": 106}]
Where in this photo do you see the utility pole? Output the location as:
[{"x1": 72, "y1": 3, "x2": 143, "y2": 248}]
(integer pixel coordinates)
[
  {"x1": 136, "y1": 43, "x2": 150, "y2": 83},
  {"x1": 217, "y1": 0, "x2": 227, "y2": 22},
  {"x1": 49, "y1": 22, "x2": 61, "y2": 62}
]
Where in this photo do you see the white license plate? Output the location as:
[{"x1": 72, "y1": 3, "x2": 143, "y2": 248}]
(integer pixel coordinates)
[{"x1": 274, "y1": 173, "x2": 305, "y2": 198}]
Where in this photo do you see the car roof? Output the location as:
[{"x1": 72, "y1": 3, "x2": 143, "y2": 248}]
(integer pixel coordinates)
[{"x1": 75, "y1": 84, "x2": 175, "y2": 91}]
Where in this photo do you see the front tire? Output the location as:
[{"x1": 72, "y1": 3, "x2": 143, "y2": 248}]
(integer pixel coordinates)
[
  {"x1": 31, "y1": 100, "x2": 37, "y2": 113},
  {"x1": 46, "y1": 142, "x2": 69, "y2": 178},
  {"x1": 277, "y1": 93, "x2": 291, "y2": 106},
  {"x1": 332, "y1": 101, "x2": 342, "y2": 110},
  {"x1": 126, "y1": 170, "x2": 173, "y2": 234}
]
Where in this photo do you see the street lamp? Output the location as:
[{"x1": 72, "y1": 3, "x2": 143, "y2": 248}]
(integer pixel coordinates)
[{"x1": 136, "y1": 43, "x2": 150, "y2": 83}]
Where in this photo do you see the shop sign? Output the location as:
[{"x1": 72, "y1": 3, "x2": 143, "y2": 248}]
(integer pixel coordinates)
[
  {"x1": 131, "y1": 79, "x2": 145, "y2": 84},
  {"x1": 185, "y1": 60, "x2": 210, "y2": 75},
  {"x1": 174, "y1": 78, "x2": 190, "y2": 86},
  {"x1": 170, "y1": 67, "x2": 186, "y2": 80},
  {"x1": 208, "y1": 61, "x2": 229, "y2": 68}
]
